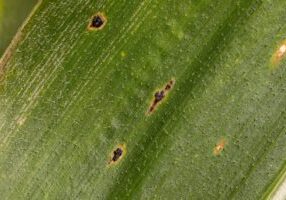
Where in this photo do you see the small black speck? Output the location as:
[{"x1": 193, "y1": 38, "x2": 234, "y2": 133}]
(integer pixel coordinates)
[{"x1": 91, "y1": 15, "x2": 104, "y2": 28}]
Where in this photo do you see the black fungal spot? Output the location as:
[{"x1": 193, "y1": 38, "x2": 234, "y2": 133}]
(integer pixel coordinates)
[
  {"x1": 88, "y1": 13, "x2": 107, "y2": 30},
  {"x1": 165, "y1": 80, "x2": 173, "y2": 90},
  {"x1": 92, "y1": 15, "x2": 104, "y2": 28},
  {"x1": 154, "y1": 91, "x2": 164, "y2": 102},
  {"x1": 112, "y1": 148, "x2": 123, "y2": 162},
  {"x1": 147, "y1": 79, "x2": 175, "y2": 115},
  {"x1": 165, "y1": 84, "x2": 171, "y2": 90}
]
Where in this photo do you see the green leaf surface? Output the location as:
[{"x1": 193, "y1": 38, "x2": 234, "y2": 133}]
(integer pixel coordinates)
[
  {"x1": 0, "y1": 0, "x2": 286, "y2": 199},
  {"x1": 0, "y1": 0, "x2": 38, "y2": 56}
]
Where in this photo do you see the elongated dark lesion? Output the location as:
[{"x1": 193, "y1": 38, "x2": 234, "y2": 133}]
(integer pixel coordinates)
[
  {"x1": 88, "y1": 12, "x2": 107, "y2": 31},
  {"x1": 147, "y1": 79, "x2": 175, "y2": 115}
]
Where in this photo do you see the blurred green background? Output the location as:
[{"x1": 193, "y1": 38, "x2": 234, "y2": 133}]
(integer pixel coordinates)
[{"x1": 0, "y1": 0, "x2": 37, "y2": 56}]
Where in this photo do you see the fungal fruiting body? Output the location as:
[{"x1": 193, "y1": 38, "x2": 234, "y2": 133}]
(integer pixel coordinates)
[
  {"x1": 213, "y1": 139, "x2": 226, "y2": 156},
  {"x1": 88, "y1": 12, "x2": 107, "y2": 31},
  {"x1": 271, "y1": 40, "x2": 286, "y2": 67},
  {"x1": 147, "y1": 79, "x2": 175, "y2": 115},
  {"x1": 108, "y1": 144, "x2": 126, "y2": 166}
]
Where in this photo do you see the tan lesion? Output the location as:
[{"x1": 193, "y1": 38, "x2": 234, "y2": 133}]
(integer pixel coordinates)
[
  {"x1": 146, "y1": 78, "x2": 175, "y2": 115},
  {"x1": 271, "y1": 40, "x2": 286, "y2": 67},
  {"x1": 213, "y1": 138, "x2": 227, "y2": 156}
]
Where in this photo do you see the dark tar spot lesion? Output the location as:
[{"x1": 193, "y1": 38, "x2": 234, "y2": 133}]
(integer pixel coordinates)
[
  {"x1": 165, "y1": 80, "x2": 174, "y2": 90},
  {"x1": 147, "y1": 79, "x2": 175, "y2": 115},
  {"x1": 154, "y1": 91, "x2": 165, "y2": 102},
  {"x1": 91, "y1": 15, "x2": 104, "y2": 28},
  {"x1": 88, "y1": 12, "x2": 107, "y2": 30},
  {"x1": 112, "y1": 148, "x2": 123, "y2": 162},
  {"x1": 108, "y1": 144, "x2": 126, "y2": 166}
]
